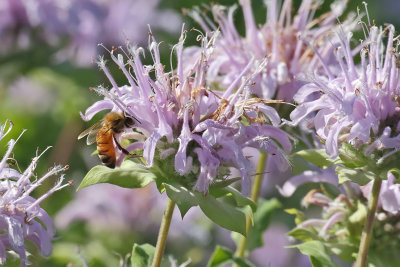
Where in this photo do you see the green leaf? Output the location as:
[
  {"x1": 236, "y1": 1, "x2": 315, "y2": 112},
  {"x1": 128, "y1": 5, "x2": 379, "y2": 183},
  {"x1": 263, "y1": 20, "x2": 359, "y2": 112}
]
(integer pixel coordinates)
[
  {"x1": 131, "y1": 243, "x2": 170, "y2": 267},
  {"x1": 210, "y1": 186, "x2": 257, "y2": 211},
  {"x1": 295, "y1": 149, "x2": 334, "y2": 168},
  {"x1": 325, "y1": 241, "x2": 357, "y2": 261},
  {"x1": 207, "y1": 246, "x2": 255, "y2": 267},
  {"x1": 131, "y1": 243, "x2": 155, "y2": 267},
  {"x1": 388, "y1": 168, "x2": 400, "y2": 180},
  {"x1": 287, "y1": 228, "x2": 319, "y2": 242},
  {"x1": 289, "y1": 241, "x2": 337, "y2": 267},
  {"x1": 349, "y1": 201, "x2": 367, "y2": 224},
  {"x1": 164, "y1": 183, "x2": 198, "y2": 218},
  {"x1": 78, "y1": 160, "x2": 156, "y2": 190},
  {"x1": 197, "y1": 193, "x2": 251, "y2": 236},
  {"x1": 246, "y1": 198, "x2": 281, "y2": 251},
  {"x1": 338, "y1": 143, "x2": 369, "y2": 168},
  {"x1": 336, "y1": 165, "x2": 373, "y2": 186},
  {"x1": 285, "y1": 208, "x2": 307, "y2": 225},
  {"x1": 211, "y1": 177, "x2": 241, "y2": 189}
]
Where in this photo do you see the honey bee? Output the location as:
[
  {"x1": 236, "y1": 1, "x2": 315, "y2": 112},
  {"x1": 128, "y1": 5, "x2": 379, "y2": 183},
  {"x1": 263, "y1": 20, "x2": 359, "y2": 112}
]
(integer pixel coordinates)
[{"x1": 78, "y1": 112, "x2": 137, "y2": 168}]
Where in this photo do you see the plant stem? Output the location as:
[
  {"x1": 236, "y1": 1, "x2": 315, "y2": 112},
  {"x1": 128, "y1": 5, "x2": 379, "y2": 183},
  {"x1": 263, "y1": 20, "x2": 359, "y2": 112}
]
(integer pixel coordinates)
[
  {"x1": 234, "y1": 151, "x2": 267, "y2": 260},
  {"x1": 151, "y1": 198, "x2": 175, "y2": 267},
  {"x1": 355, "y1": 177, "x2": 382, "y2": 267}
]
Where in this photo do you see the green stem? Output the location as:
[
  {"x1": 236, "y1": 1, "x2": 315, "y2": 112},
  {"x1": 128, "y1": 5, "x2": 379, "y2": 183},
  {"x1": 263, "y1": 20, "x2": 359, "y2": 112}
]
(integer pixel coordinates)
[
  {"x1": 151, "y1": 198, "x2": 175, "y2": 267},
  {"x1": 234, "y1": 151, "x2": 267, "y2": 260},
  {"x1": 355, "y1": 177, "x2": 382, "y2": 267}
]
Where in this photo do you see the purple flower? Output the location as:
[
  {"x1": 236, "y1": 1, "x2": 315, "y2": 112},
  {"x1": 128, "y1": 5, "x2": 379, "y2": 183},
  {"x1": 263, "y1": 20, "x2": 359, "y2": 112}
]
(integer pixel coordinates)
[
  {"x1": 0, "y1": 0, "x2": 180, "y2": 64},
  {"x1": 80, "y1": 28, "x2": 291, "y2": 194},
  {"x1": 361, "y1": 172, "x2": 400, "y2": 215},
  {"x1": 186, "y1": 0, "x2": 352, "y2": 101},
  {"x1": 0, "y1": 121, "x2": 69, "y2": 266},
  {"x1": 290, "y1": 19, "x2": 400, "y2": 159}
]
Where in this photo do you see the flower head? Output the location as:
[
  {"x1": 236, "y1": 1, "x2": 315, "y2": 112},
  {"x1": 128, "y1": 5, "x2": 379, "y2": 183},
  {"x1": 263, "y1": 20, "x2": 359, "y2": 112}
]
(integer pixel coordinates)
[
  {"x1": 290, "y1": 15, "x2": 400, "y2": 159},
  {"x1": 80, "y1": 28, "x2": 291, "y2": 194},
  {"x1": 0, "y1": 121, "x2": 69, "y2": 266},
  {"x1": 186, "y1": 0, "x2": 353, "y2": 101}
]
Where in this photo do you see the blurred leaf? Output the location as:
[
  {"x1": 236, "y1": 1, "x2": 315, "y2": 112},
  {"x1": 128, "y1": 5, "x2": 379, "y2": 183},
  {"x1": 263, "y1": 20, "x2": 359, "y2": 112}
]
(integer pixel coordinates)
[
  {"x1": 206, "y1": 246, "x2": 255, "y2": 267},
  {"x1": 349, "y1": 201, "x2": 367, "y2": 224},
  {"x1": 287, "y1": 228, "x2": 319, "y2": 242},
  {"x1": 164, "y1": 182, "x2": 199, "y2": 218},
  {"x1": 288, "y1": 241, "x2": 337, "y2": 267},
  {"x1": 285, "y1": 208, "x2": 307, "y2": 225},
  {"x1": 77, "y1": 160, "x2": 155, "y2": 190},
  {"x1": 196, "y1": 193, "x2": 252, "y2": 236},
  {"x1": 325, "y1": 241, "x2": 357, "y2": 262},
  {"x1": 336, "y1": 165, "x2": 373, "y2": 186},
  {"x1": 246, "y1": 198, "x2": 281, "y2": 251},
  {"x1": 295, "y1": 149, "x2": 335, "y2": 168},
  {"x1": 131, "y1": 243, "x2": 169, "y2": 267},
  {"x1": 389, "y1": 168, "x2": 400, "y2": 180},
  {"x1": 338, "y1": 143, "x2": 369, "y2": 168}
]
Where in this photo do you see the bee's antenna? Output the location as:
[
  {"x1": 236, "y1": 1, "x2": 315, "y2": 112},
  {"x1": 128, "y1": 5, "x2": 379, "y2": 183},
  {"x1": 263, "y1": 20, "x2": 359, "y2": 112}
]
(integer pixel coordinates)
[{"x1": 123, "y1": 111, "x2": 141, "y2": 124}]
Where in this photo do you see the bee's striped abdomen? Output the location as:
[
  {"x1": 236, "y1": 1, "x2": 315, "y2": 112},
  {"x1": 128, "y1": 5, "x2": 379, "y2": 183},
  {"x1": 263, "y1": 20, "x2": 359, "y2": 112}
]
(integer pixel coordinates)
[{"x1": 96, "y1": 128, "x2": 116, "y2": 168}]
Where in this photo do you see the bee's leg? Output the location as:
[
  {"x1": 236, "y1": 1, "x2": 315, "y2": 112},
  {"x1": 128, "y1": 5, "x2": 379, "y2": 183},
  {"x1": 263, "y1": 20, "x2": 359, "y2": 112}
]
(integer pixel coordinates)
[{"x1": 113, "y1": 135, "x2": 141, "y2": 158}]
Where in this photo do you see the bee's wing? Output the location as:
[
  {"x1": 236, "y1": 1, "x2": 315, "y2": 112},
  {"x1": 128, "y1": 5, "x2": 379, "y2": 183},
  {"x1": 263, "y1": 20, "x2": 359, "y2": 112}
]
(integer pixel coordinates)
[{"x1": 78, "y1": 121, "x2": 102, "y2": 145}]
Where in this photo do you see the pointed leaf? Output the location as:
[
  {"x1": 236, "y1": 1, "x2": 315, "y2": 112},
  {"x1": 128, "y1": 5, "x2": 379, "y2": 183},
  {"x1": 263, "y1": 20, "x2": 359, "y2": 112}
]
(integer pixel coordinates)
[
  {"x1": 338, "y1": 143, "x2": 369, "y2": 168},
  {"x1": 287, "y1": 228, "x2": 319, "y2": 242},
  {"x1": 336, "y1": 165, "x2": 373, "y2": 186},
  {"x1": 78, "y1": 160, "x2": 156, "y2": 190},
  {"x1": 207, "y1": 246, "x2": 255, "y2": 267},
  {"x1": 210, "y1": 186, "x2": 256, "y2": 211},
  {"x1": 164, "y1": 183, "x2": 199, "y2": 218},
  {"x1": 196, "y1": 193, "x2": 251, "y2": 236},
  {"x1": 288, "y1": 241, "x2": 337, "y2": 267},
  {"x1": 131, "y1": 243, "x2": 169, "y2": 267}
]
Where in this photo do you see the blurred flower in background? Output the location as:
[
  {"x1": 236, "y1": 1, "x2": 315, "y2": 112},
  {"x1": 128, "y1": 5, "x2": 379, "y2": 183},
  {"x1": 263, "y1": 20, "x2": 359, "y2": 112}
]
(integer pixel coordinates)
[
  {"x1": 0, "y1": 0, "x2": 180, "y2": 65},
  {"x1": 0, "y1": 121, "x2": 69, "y2": 266},
  {"x1": 187, "y1": 0, "x2": 355, "y2": 102}
]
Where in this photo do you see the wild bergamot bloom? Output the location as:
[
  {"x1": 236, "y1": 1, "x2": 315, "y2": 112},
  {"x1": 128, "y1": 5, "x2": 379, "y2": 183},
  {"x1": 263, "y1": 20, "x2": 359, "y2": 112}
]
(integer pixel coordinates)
[
  {"x1": 290, "y1": 21, "x2": 400, "y2": 161},
  {"x1": 80, "y1": 28, "x2": 291, "y2": 194},
  {"x1": 186, "y1": 0, "x2": 355, "y2": 102},
  {"x1": 0, "y1": 121, "x2": 69, "y2": 266}
]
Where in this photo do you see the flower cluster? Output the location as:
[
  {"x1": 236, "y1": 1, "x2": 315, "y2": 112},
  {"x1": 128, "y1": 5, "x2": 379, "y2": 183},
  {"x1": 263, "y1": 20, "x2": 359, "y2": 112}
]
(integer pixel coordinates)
[
  {"x1": 290, "y1": 19, "x2": 400, "y2": 160},
  {"x1": 0, "y1": 121, "x2": 69, "y2": 266},
  {"x1": 186, "y1": 0, "x2": 354, "y2": 101},
  {"x1": 80, "y1": 28, "x2": 291, "y2": 194}
]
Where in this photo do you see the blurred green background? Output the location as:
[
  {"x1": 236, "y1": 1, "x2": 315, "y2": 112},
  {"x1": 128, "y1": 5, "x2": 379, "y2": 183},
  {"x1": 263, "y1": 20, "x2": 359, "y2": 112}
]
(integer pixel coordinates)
[{"x1": 0, "y1": 0, "x2": 395, "y2": 266}]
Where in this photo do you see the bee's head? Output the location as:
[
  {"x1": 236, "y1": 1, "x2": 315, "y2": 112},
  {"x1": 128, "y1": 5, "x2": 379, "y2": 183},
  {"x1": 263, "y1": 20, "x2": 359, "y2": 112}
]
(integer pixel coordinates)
[{"x1": 124, "y1": 116, "x2": 135, "y2": 128}]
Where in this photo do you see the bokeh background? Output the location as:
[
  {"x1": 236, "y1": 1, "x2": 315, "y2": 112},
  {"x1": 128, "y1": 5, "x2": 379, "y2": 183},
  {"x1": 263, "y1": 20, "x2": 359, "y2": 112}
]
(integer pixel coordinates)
[{"x1": 0, "y1": 0, "x2": 396, "y2": 266}]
